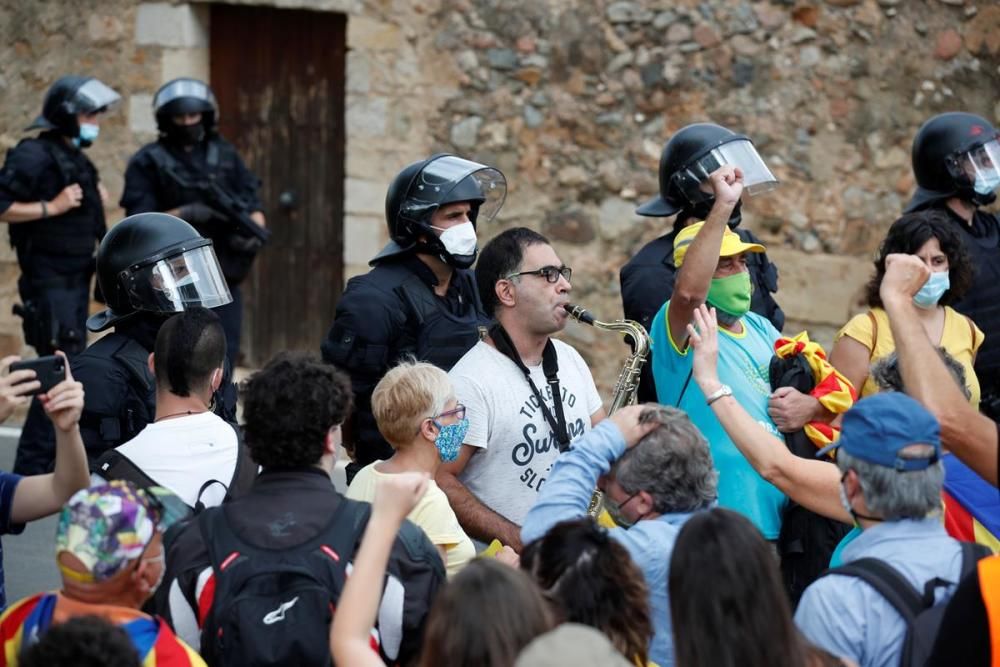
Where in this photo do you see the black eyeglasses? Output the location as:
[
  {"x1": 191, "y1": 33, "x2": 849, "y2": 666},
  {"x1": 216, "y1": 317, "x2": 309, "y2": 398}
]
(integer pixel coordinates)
[{"x1": 505, "y1": 265, "x2": 572, "y2": 284}]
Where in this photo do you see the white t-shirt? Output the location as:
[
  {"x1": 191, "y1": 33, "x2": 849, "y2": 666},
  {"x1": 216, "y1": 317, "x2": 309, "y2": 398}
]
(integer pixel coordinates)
[
  {"x1": 115, "y1": 411, "x2": 240, "y2": 508},
  {"x1": 449, "y1": 340, "x2": 603, "y2": 528}
]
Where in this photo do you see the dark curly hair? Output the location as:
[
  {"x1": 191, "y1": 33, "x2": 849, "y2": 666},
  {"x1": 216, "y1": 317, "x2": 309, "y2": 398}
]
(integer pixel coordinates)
[
  {"x1": 864, "y1": 209, "x2": 974, "y2": 308},
  {"x1": 521, "y1": 519, "x2": 653, "y2": 665},
  {"x1": 241, "y1": 352, "x2": 353, "y2": 469},
  {"x1": 21, "y1": 615, "x2": 140, "y2": 667}
]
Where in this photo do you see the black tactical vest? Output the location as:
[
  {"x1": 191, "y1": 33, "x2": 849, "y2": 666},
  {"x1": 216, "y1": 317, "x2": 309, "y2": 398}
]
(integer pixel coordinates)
[{"x1": 8, "y1": 137, "x2": 105, "y2": 261}]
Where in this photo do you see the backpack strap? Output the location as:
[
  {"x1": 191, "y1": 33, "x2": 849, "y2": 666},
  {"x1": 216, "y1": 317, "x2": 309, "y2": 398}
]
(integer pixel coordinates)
[
  {"x1": 93, "y1": 448, "x2": 161, "y2": 491},
  {"x1": 225, "y1": 424, "x2": 258, "y2": 502},
  {"x1": 825, "y1": 557, "x2": 925, "y2": 623},
  {"x1": 960, "y1": 541, "x2": 993, "y2": 577}
]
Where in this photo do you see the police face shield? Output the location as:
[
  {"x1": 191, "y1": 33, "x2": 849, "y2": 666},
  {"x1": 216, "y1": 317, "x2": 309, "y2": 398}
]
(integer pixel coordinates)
[
  {"x1": 673, "y1": 139, "x2": 779, "y2": 204},
  {"x1": 952, "y1": 138, "x2": 1000, "y2": 196},
  {"x1": 153, "y1": 79, "x2": 217, "y2": 115},
  {"x1": 124, "y1": 245, "x2": 232, "y2": 314},
  {"x1": 401, "y1": 156, "x2": 507, "y2": 226},
  {"x1": 72, "y1": 79, "x2": 121, "y2": 115}
]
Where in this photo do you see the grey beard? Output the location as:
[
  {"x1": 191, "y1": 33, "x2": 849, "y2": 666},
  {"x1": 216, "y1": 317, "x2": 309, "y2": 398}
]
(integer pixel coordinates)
[{"x1": 715, "y1": 309, "x2": 742, "y2": 328}]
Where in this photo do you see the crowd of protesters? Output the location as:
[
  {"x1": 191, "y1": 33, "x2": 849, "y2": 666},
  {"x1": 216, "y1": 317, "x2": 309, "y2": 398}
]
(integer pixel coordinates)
[{"x1": 0, "y1": 90, "x2": 999, "y2": 667}]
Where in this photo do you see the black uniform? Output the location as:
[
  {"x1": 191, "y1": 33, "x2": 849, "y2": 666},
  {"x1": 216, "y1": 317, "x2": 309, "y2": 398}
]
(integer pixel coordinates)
[
  {"x1": 620, "y1": 226, "x2": 783, "y2": 402},
  {"x1": 0, "y1": 132, "x2": 105, "y2": 356},
  {"x1": 932, "y1": 206, "x2": 1000, "y2": 412},
  {"x1": 321, "y1": 255, "x2": 486, "y2": 475},
  {"x1": 120, "y1": 138, "x2": 262, "y2": 366}
]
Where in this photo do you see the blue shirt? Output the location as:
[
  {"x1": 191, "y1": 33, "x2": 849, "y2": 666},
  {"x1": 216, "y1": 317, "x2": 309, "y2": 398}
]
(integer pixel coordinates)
[
  {"x1": 0, "y1": 471, "x2": 24, "y2": 609},
  {"x1": 521, "y1": 420, "x2": 696, "y2": 667},
  {"x1": 795, "y1": 518, "x2": 964, "y2": 667},
  {"x1": 650, "y1": 302, "x2": 787, "y2": 538}
]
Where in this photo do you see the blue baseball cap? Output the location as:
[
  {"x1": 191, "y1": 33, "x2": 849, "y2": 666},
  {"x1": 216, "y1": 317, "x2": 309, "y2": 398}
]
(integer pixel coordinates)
[{"x1": 816, "y1": 393, "x2": 941, "y2": 471}]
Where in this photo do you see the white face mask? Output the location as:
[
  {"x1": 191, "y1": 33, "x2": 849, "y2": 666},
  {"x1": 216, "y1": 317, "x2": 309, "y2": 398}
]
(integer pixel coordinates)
[{"x1": 433, "y1": 222, "x2": 478, "y2": 257}]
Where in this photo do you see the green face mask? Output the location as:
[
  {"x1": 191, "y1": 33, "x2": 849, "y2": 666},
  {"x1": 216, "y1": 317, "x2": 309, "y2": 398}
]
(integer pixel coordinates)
[{"x1": 706, "y1": 271, "x2": 752, "y2": 318}]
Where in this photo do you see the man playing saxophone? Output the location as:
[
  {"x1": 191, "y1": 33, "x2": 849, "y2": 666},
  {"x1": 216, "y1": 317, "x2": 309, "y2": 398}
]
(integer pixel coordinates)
[
  {"x1": 436, "y1": 227, "x2": 605, "y2": 551},
  {"x1": 650, "y1": 164, "x2": 817, "y2": 542}
]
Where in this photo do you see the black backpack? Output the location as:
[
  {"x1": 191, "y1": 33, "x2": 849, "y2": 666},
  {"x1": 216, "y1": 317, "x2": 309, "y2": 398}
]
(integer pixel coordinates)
[
  {"x1": 196, "y1": 501, "x2": 360, "y2": 667},
  {"x1": 195, "y1": 498, "x2": 445, "y2": 667},
  {"x1": 822, "y1": 541, "x2": 992, "y2": 667}
]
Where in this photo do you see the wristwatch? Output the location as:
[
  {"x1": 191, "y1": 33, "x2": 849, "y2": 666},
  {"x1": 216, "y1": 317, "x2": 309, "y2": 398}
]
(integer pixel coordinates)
[{"x1": 705, "y1": 384, "x2": 733, "y2": 405}]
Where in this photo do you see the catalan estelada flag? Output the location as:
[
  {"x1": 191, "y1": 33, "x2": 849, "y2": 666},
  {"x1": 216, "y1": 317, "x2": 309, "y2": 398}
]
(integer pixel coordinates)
[
  {"x1": 0, "y1": 592, "x2": 205, "y2": 666},
  {"x1": 773, "y1": 332, "x2": 858, "y2": 450},
  {"x1": 942, "y1": 454, "x2": 1000, "y2": 553}
]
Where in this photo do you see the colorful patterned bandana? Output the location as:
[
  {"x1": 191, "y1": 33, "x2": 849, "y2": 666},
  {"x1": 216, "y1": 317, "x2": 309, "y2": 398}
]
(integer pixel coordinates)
[{"x1": 55, "y1": 481, "x2": 159, "y2": 583}]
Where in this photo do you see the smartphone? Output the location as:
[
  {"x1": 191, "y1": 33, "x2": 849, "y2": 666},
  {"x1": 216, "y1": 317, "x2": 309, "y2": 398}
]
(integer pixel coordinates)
[{"x1": 10, "y1": 355, "x2": 65, "y2": 396}]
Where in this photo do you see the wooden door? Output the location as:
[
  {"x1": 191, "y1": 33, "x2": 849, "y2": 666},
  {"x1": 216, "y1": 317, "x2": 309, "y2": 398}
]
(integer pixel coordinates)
[{"x1": 210, "y1": 4, "x2": 346, "y2": 366}]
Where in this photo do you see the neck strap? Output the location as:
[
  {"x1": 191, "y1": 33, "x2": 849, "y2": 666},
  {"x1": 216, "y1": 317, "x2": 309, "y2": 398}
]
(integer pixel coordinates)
[{"x1": 489, "y1": 324, "x2": 571, "y2": 451}]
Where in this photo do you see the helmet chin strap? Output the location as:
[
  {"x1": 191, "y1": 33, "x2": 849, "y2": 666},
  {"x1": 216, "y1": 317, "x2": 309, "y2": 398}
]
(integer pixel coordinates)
[{"x1": 679, "y1": 200, "x2": 743, "y2": 229}]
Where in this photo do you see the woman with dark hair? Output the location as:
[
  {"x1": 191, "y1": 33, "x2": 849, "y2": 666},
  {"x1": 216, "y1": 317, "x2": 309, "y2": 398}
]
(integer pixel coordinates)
[
  {"x1": 418, "y1": 558, "x2": 555, "y2": 667},
  {"x1": 669, "y1": 508, "x2": 849, "y2": 667},
  {"x1": 831, "y1": 209, "x2": 983, "y2": 406},
  {"x1": 521, "y1": 519, "x2": 653, "y2": 666}
]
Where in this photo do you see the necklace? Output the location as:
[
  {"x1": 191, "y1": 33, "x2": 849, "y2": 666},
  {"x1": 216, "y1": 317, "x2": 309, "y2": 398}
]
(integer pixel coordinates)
[{"x1": 155, "y1": 409, "x2": 208, "y2": 422}]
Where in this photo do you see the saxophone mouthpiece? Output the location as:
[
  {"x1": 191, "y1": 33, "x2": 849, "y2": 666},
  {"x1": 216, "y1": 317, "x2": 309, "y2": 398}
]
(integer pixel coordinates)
[{"x1": 564, "y1": 303, "x2": 595, "y2": 325}]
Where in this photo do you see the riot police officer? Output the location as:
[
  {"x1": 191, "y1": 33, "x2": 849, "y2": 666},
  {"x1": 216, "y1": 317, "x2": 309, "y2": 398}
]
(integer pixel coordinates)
[
  {"x1": 120, "y1": 78, "x2": 266, "y2": 368},
  {"x1": 13, "y1": 213, "x2": 235, "y2": 475},
  {"x1": 621, "y1": 122, "x2": 784, "y2": 401},
  {"x1": 0, "y1": 76, "x2": 120, "y2": 357},
  {"x1": 906, "y1": 112, "x2": 1000, "y2": 418},
  {"x1": 322, "y1": 154, "x2": 506, "y2": 480}
]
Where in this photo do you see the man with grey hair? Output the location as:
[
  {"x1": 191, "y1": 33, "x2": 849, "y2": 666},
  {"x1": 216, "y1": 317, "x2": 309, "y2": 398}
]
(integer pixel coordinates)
[
  {"x1": 795, "y1": 391, "x2": 987, "y2": 667},
  {"x1": 521, "y1": 403, "x2": 717, "y2": 667}
]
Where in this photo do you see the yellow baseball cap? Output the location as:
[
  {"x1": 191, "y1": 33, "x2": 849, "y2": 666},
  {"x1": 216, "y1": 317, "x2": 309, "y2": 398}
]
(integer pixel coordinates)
[{"x1": 673, "y1": 221, "x2": 765, "y2": 268}]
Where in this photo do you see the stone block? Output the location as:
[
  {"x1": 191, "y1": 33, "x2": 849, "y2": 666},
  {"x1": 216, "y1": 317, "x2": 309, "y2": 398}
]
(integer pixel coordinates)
[
  {"x1": 347, "y1": 15, "x2": 403, "y2": 51},
  {"x1": 766, "y1": 247, "x2": 870, "y2": 327},
  {"x1": 88, "y1": 15, "x2": 125, "y2": 43},
  {"x1": 135, "y1": 3, "x2": 208, "y2": 48},
  {"x1": 346, "y1": 95, "x2": 388, "y2": 138},
  {"x1": 344, "y1": 177, "x2": 385, "y2": 217},
  {"x1": 161, "y1": 47, "x2": 209, "y2": 84},
  {"x1": 128, "y1": 94, "x2": 158, "y2": 135},
  {"x1": 343, "y1": 214, "x2": 383, "y2": 266}
]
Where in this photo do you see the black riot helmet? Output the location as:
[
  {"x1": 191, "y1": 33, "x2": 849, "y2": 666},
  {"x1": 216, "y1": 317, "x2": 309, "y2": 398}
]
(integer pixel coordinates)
[
  {"x1": 636, "y1": 123, "x2": 778, "y2": 228},
  {"x1": 153, "y1": 78, "x2": 219, "y2": 146},
  {"x1": 26, "y1": 76, "x2": 121, "y2": 141},
  {"x1": 906, "y1": 112, "x2": 1000, "y2": 212},
  {"x1": 88, "y1": 213, "x2": 232, "y2": 332},
  {"x1": 372, "y1": 154, "x2": 507, "y2": 268}
]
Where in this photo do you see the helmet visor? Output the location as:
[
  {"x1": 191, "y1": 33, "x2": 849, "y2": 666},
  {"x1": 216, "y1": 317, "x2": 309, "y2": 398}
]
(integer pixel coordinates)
[
  {"x1": 124, "y1": 245, "x2": 232, "y2": 314},
  {"x1": 680, "y1": 139, "x2": 779, "y2": 198},
  {"x1": 154, "y1": 79, "x2": 217, "y2": 113},
  {"x1": 959, "y1": 139, "x2": 1000, "y2": 195},
  {"x1": 73, "y1": 79, "x2": 121, "y2": 114},
  {"x1": 404, "y1": 155, "x2": 507, "y2": 225}
]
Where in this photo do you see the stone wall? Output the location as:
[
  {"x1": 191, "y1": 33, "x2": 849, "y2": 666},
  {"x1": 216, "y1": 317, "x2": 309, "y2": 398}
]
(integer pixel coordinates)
[{"x1": 1, "y1": 0, "x2": 998, "y2": 397}]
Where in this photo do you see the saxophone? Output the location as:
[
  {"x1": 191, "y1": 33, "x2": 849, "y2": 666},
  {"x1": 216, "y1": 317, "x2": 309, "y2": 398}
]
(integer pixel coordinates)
[{"x1": 563, "y1": 304, "x2": 651, "y2": 517}]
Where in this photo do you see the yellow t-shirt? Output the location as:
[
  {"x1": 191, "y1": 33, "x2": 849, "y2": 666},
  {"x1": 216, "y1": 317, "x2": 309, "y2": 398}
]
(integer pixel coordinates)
[
  {"x1": 835, "y1": 306, "x2": 984, "y2": 406},
  {"x1": 346, "y1": 462, "x2": 475, "y2": 578}
]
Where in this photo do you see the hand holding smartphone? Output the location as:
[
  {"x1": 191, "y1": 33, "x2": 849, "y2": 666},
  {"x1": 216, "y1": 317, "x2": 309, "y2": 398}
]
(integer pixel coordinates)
[{"x1": 10, "y1": 354, "x2": 66, "y2": 396}]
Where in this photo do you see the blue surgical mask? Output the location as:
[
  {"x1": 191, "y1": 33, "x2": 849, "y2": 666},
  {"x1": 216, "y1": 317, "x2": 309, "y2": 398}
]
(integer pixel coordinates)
[
  {"x1": 913, "y1": 270, "x2": 950, "y2": 309},
  {"x1": 433, "y1": 417, "x2": 469, "y2": 462},
  {"x1": 974, "y1": 171, "x2": 1000, "y2": 196},
  {"x1": 73, "y1": 123, "x2": 100, "y2": 148}
]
